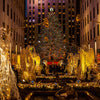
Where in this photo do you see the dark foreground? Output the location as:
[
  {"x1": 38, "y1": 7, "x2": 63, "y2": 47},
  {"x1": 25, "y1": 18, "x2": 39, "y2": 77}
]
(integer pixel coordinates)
[{"x1": 19, "y1": 87, "x2": 100, "y2": 100}]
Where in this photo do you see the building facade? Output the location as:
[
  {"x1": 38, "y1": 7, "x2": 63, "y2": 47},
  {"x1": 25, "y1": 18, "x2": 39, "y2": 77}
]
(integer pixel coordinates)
[
  {"x1": 24, "y1": 0, "x2": 79, "y2": 49},
  {"x1": 0, "y1": 0, "x2": 25, "y2": 54},
  {"x1": 80, "y1": 0, "x2": 100, "y2": 61}
]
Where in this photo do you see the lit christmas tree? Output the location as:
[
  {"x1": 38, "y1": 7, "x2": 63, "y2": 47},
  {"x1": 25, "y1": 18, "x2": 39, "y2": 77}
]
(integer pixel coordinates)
[{"x1": 37, "y1": 8, "x2": 66, "y2": 60}]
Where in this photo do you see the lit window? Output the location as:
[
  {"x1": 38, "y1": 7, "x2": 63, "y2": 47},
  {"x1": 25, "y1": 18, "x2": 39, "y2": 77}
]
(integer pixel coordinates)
[
  {"x1": 42, "y1": 0, "x2": 44, "y2": 3},
  {"x1": 24, "y1": 38, "x2": 27, "y2": 40},
  {"x1": 38, "y1": 0, "x2": 41, "y2": 4},
  {"x1": 59, "y1": 0, "x2": 61, "y2": 3},
  {"x1": 63, "y1": 0, "x2": 65, "y2": 3},
  {"x1": 29, "y1": 19, "x2": 31, "y2": 22},
  {"x1": 32, "y1": 19, "x2": 35, "y2": 23}
]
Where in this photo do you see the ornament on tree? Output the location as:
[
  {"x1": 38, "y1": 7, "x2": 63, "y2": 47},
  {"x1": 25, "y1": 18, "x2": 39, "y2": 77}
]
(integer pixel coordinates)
[{"x1": 44, "y1": 36, "x2": 48, "y2": 41}]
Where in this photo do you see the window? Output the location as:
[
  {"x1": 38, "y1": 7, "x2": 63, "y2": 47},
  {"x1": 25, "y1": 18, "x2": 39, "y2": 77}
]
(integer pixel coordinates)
[
  {"x1": 93, "y1": 27, "x2": 95, "y2": 38},
  {"x1": 38, "y1": 18, "x2": 41, "y2": 23},
  {"x1": 11, "y1": 28, "x2": 12, "y2": 36},
  {"x1": 11, "y1": 8, "x2": 12, "y2": 19},
  {"x1": 33, "y1": 11, "x2": 35, "y2": 14},
  {"x1": 90, "y1": 29, "x2": 92, "y2": 39},
  {"x1": 14, "y1": 30, "x2": 15, "y2": 40},
  {"x1": 72, "y1": 27, "x2": 74, "y2": 35},
  {"x1": 38, "y1": 26, "x2": 41, "y2": 33},
  {"x1": 29, "y1": 6, "x2": 31, "y2": 9},
  {"x1": 88, "y1": 32, "x2": 89, "y2": 40},
  {"x1": 59, "y1": 20, "x2": 61, "y2": 23},
  {"x1": 7, "y1": 4, "x2": 9, "y2": 16},
  {"x1": 42, "y1": 14, "x2": 45, "y2": 18},
  {"x1": 97, "y1": 3, "x2": 99, "y2": 15},
  {"x1": 85, "y1": 2, "x2": 86, "y2": 10},
  {"x1": 38, "y1": 9, "x2": 40, "y2": 12},
  {"x1": 90, "y1": 0, "x2": 91, "y2": 4},
  {"x1": 90, "y1": 11, "x2": 92, "y2": 21},
  {"x1": 87, "y1": 0, "x2": 88, "y2": 7},
  {"x1": 83, "y1": 19, "x2": 84, "y2": 28},
  {"x1": 63, "y1": 20, "x2": 65, "y2": 24},
  {"x1": 33, "y1": 0, "x2": 34, "y2": 4},
  {"x1": 59, "y1": 9, "x2": 61, "y2": 12},
  {"x1": 16, "y1": 32, "x2": 17, "y2": 41},
  {"x1": 42, "y1": 9, "x2": 45, "y2": 12},
  {"x1": 69, "y1": 28, "x2": 71, "y2": 34},
  {"x1": 87, "y1": 15, "x2": 89, "y2": 24},
  {"x1": 83, "y1": 5, "x2": 84, "y2": 13},
  {"x1": 38, "y1": 0, "x2": 41, "y2": 4},
  {"x1": 29, "y1": 12, "x2": 31, "y2": 15},
  {"x1": 68, "y1": 0, "x2": 70, "y2": 3},
  {"x1": 7, "y1": 25, "x2": 9, "y2": 34},
  {"x1": 72, "y1": 11, "x2": 74, "y2": 15},
  {"x1": 2, "y1": 22, "x2": 5, "y2": 28},
  {"x1": 3, "y1": 0, "x2": 5, "y2": 12},
  {"x1": 72, "y1": 0, "x2": 74, "y2": 3},
  {"x1": 29, "y1": 0, "x2": 31, "y2": 4},
  {"x1": 53, "y1": 3, "x2": 55, "y2": 5},
  {"x1": 63, "y1": 14, "x2": 65, "y2": 18},
  {"x1": 69, "y1": 11, "x2": 71, "y2": 14},
  {"x1": 93, "y1": 7, "x2": 95, "y2": 18},
  {"x1": 59, "y1": 14, "x2": 61, "y2": 18},
  {"x1": 14, "y1": 12, "x2": 15, "y2": 22},
  {"x1": 85, "y1": 17, "x2": 86, "y2": 26},
  {"x1": 63, "y1": 9, "x2": 65, "y2": 12},
  {"x1": 97, "y1": 24, "x2": 99, "y2": 36}
]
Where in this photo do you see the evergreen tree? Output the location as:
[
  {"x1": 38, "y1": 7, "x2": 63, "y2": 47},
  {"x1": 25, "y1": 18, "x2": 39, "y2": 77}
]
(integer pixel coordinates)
[{"x1": 37, "y1": 10, "x2": 66, "y2": 60}]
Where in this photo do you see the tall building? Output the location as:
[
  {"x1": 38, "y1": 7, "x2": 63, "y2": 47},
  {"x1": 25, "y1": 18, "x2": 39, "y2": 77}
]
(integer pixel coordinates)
[
  {"x1": 76, "y1": 0, "x2": 80, "y2": 46},
  {"x1": 0, "y1": 0, "x2": 25, "y2": 54},
  {"x1": 24, "y1": 0, "x2": 79, "y2": 49},
  {"x1": 80, "y1": 0, "x2": 100, "y2": 61}
]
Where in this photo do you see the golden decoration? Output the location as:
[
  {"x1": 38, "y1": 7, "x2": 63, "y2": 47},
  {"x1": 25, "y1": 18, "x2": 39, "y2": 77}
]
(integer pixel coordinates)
[
  {"x1": 43, "y1": 18, "x2": 49, "y2": 28},
  {"x1": 44, "y1": 36, "x2": 48, "y2": 41},
  {"x1": 63, "y1": 39, "x2": 66, "y2": 42},
  {"x1": 76, "y1": 14, "x2": 80, "y2": 22}
]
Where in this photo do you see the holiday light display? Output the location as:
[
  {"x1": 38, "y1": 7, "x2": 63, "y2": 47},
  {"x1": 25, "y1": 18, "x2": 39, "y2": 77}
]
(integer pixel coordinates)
[
  {"x1": 0, "y1": 32, "x2": 21, "y2": 99},
  {"x1": 65, "y1": 45, "x2": 100, "y2": 81},
  {"x1": 65, "y1": 53, "x2": 79, "y2": 75},
  {"x1": 37, "y1": 9, "x2": 66, "y2": 60},
  {"x1": 79, "y1": 45, "x2": 95, "y2": 79},
  {"x1": 15, "y1": 46, "x2": 42, "y2": 82}
]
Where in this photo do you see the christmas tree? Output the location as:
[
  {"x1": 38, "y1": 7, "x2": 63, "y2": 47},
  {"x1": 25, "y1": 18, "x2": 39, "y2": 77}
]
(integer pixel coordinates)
[{"x1": 37, "y1": 9, "x2": 66, "y2": 60}]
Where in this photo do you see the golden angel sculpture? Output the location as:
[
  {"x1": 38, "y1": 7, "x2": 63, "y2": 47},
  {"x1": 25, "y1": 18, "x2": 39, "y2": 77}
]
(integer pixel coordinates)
[
  {"x1": 18, "y1": 46, "x2": 42, "y2": 83},
  {"x1": 0, "y1": 32, "x2": 21, "y2": 99},
  {"x1": 79, "y1": 45, "x2": 95, "y2": 79},
  {"x1": 65, "y1": 53, "x2": 79, "y2": 75}
]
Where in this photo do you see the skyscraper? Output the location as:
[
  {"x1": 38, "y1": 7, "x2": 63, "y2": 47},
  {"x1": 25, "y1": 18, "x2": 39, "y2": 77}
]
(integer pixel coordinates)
[
  {"x1": 80, "y1": 0, "x2": 100, "y2": 61},
  {"x1": 25, "y1": 0, "x2": 79, "y2": 49},
  {"x1": 0, "y1": 0, "x2": 25, "y2": 54}
]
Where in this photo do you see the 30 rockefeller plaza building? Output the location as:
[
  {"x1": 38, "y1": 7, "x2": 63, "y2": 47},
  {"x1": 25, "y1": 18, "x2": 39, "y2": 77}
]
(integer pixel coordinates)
[{"x1": 24, "y1": 0, "x2": 80, "y2": 49}]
